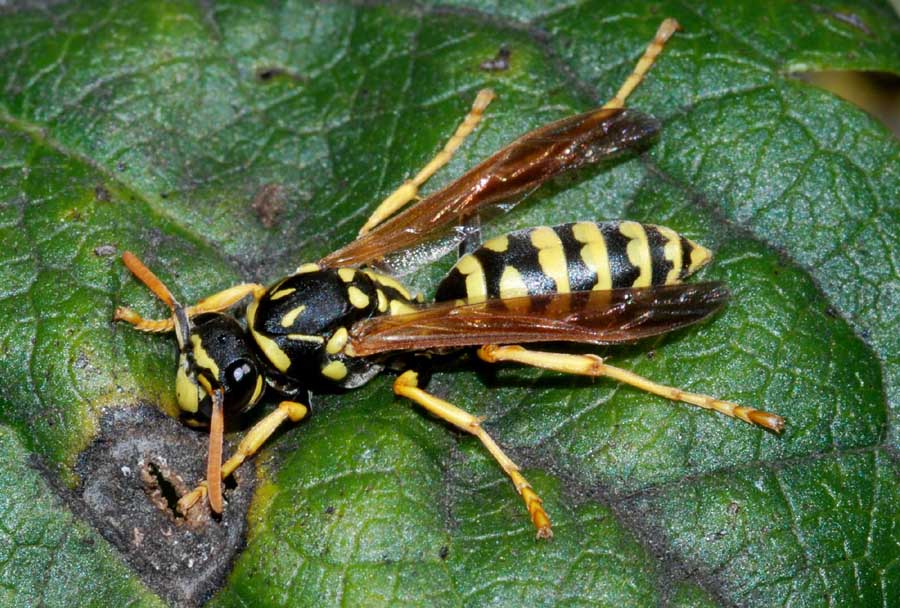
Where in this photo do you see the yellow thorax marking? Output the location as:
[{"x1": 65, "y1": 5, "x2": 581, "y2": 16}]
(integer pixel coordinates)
[
  {"x1": 347, "y1": 286, "x2": 370, "y2": 309},
  {"x1": 326, "y1": 327, "x2": 349, "y2": 355},
  {"x1": 269, "y1": 287, "x2": 296, "y2": 301},
  {"x1": 295, "y1": 262, "x2": 320, "y2": 274},
  {"x1": 286, "y1": 334, "x2": 325, "y2": 344},
  {"x1": 321, "y1": 360, "x2": 348, "y2": 381},
  {"x1": 389, "y1": 299, "x2": 418, "y2": 315},
  {"x1": 361, "y1": 269, "x2": 414, "y2": 300},
  {"x1": 280, "y1": 305, "x2": 306, "y2": 327}
]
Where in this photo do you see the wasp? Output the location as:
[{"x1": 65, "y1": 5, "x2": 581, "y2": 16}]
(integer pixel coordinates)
[{"x1": 115, "y1": 19, "x2": 783, "y2": 539}]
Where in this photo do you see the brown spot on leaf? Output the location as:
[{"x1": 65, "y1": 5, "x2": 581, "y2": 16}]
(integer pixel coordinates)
[
  {"x1": 252, "y1": 183, "x2": 287, "y2": 228},
  {"x1": 94, "y1": 184, "x2": 111, "y2": 202}
]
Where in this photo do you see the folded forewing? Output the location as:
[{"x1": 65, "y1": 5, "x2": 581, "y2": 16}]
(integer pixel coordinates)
[{"x1": 348, "y1": 282, "x2": 729, "y2": 356}]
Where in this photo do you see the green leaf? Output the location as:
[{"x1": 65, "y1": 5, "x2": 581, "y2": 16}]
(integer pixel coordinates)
[{"x1": 0, "y1": 1, "x2": 897, "y2": 606}]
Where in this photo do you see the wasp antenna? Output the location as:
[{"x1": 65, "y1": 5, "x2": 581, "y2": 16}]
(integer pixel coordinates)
[
  {"x1": 122, "y1": 251, "x2": 193, "y2": 347},
  {"x1": 122, "y1": 251, "x2": 179, "y2": 311},
  {"x1": 206, "y1": 389, "x2": 225, "y2": 514}
]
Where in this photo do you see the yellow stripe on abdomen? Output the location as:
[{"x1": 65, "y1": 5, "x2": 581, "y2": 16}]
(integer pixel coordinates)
[
  {"x1": 619, "y1": 221, "x2": 652, "y2": 288},
  {"x1": 530, "y1": 226, "x2": 570, "y2": 294},
  {"x1": 572, "y1": 221, "x2": 612, "y2": 291},
  {"x1": 654, "y1": 224, "x2": 684, "y2": 284}
]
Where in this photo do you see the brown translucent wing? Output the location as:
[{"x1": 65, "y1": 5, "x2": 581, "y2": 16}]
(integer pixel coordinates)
[
  {"x1": 320, "y1": 107, "x2": 660, "y2": 269},
  {"x1": 348, "y1": 282, "x2": 729, "y2": 356}
]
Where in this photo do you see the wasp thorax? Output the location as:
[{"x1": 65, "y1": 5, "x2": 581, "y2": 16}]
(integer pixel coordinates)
[
  {"x1": 246, "y1": 267, "x2": 389, "y2": 388},
  {"x1": 175, "y1": 313, "x2": 265, "y2": 424}
]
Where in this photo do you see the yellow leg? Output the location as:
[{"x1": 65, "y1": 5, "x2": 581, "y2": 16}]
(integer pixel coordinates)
[
  {"x1": 394, "y1": 370, "x2": 552, "y2": 539},
  {"x1": 358, "y1": 89, "x2": 496, "y2": 235},
  {"x1": 478, "y1": 345, "x2": 784, "y2": 432},
  {"x1": 603, "y1": 18, "x2": 681, "y2": 110},
  {"x1": 177, "y1": 400, "x2": 308, "y2": 513},
  {"x1": 115, "y1": 283, "x2": 265, "y2": 333}
]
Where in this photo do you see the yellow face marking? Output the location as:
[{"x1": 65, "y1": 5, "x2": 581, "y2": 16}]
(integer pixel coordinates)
[
  {"x1": 499, "y1": 265, "x2": 528, "y2": 298},
  {"x1": 687, "y1": 239, "x2": 712, "y2": 274},
  {"x1": 286, "y1": 334, "x2": 325, "y2": 343},
  {"x1": 321, "y1": 360, "x2": 348, "y2": 381},
  {"x1": 389, "y1": 299, "x2": 418, "y2": 315},
  {"x1": 269, "y1": 287, "x2": 296, "y2": 301},
  {"x1": 530, "y1": 226, "x2": 570, "y2": 294},
  {"x1": 191, "y1": 334, "x2": 220, "y2": 377},
  {"x1": 456, "y1": 254, "x2": 486, "y2": 303},
  {"x1": 295, "y1": 263, "x2": 320, "y2": 274},
  {"x1": 197, "y1": 374, "x2": 213, "y2": 396},
  {"x1": 248, "y1": 299, "x2": 292, "y2": 372},
  {"x1": 280, "y1": 304, "x2": 306, "y2": 328},
  {"x1": 573, "y1": 222, "x2": 612, "y2": 291},
  {"x1": 361, "y1": 269, "x2": 414, "y2": 300},
  {"x1": 482, "y1": 235, "x2": 509, "y2": 253},
  {"x1": 326, "y1": 327, "x2": 349, "y2": 355},
  {"x1": 347, "y1": 286, "x2": 370, "y2": 309},
  {"x1": 250, "y1": 373, "x2": 264, "y2": 405},
  {"x1": 376, "y1": 289, "x2": 388, "y2": 312},
  {"x1": 655, "y1": 225, "x2": 683, "y2": 284},
  {"x1": 175, "y1": 358, "x2": 200, "y2": 414},
  {"x1": 338, "y1": 268, "x2": 356, "y2": 282},
  {"x1": 619, "y1": 221, "x2": 652, "y2": 288}
]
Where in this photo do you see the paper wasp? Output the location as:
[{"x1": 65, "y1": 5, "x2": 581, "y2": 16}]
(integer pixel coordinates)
[{"x1": 115, "y1": 19, "x2": 783, "y2": 539}]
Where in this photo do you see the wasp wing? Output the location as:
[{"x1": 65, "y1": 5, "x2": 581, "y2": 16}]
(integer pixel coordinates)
[
  {"x1": 348, "y1": 282, "x2": 728, "y2": 356},
  {"x1": 320, "y1": 107, "x2": 660, "y2": 270}
]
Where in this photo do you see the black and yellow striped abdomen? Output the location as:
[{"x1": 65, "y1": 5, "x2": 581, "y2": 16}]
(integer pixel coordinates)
[{"x1": 435, "y1": 221, "x2": 711, "y2": 303}]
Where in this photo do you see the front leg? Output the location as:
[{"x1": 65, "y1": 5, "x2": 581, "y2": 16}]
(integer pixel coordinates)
[{"x1": 177, "y1": 400, "x2": 308, "y2": 513}]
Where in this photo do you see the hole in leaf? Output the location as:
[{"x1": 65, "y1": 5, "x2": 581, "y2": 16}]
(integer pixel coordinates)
[
  {"x1": 141, "y1": 460, "x2": 186, "y2": 520},
  {"x1": 75, "y1": 404, "x2": 255, "y2": 605}
]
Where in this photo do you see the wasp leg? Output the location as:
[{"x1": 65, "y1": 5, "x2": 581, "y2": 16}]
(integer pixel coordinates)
[
  {"x1": 115, "y1": 283, "x2": 265, "y2": 333},
  {"x1": 478, "y1": 345, "x2": 784, "y2": 432},
  {"x1": 358, "y1": 89, "x2": 496, "y2": 236},
  {"x1": 394, "y1": 370, "x2": 552, "y2": 539},
  {"x1": 178, "y1": 400, "x2": 308, "y2": 513},
  {"x1": 603, "y1": 18, "x2": 680, "y2": 110}
]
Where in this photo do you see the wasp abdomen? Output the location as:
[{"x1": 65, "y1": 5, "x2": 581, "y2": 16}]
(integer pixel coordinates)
[{"x1": 435, "y1": 221, "x2": 711, "y2": 303}]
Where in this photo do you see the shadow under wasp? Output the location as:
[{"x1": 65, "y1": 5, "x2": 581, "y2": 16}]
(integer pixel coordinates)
[{"x1": 115, "y1": 19, "x2": 784, "y2": 539}]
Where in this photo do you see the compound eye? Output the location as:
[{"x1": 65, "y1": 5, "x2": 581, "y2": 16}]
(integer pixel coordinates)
[{"x1": 223, "y1": 358, "x2": 263, "y2": 414}]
